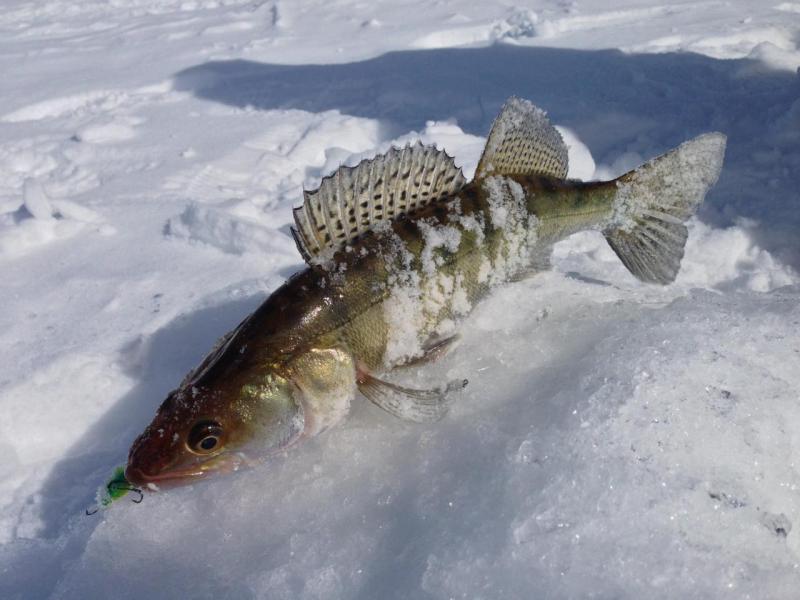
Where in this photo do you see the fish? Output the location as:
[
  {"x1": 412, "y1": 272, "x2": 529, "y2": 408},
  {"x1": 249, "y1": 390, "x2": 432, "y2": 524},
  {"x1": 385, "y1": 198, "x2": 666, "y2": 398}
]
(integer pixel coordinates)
[{"x1": 125, "y1": 97, "x2": 726, "y2": 488}]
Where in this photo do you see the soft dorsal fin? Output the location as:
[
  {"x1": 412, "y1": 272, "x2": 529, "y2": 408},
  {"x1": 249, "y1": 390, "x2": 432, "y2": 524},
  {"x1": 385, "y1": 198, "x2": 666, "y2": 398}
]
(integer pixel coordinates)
[
  {"x1": 475, "y1": 97, "x2": 569, "y2": 181},
  {"x1": 292, "y1": 142, "x2": 466, "y2": 263}
]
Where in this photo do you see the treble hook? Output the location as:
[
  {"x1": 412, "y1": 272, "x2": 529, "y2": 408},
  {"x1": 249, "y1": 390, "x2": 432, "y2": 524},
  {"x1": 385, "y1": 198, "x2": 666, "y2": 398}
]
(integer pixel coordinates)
[
  {"x1": 108, "y1": 479, "x2": 143, "y2": 498},
  {"x1": 114, "y1": 485, "x2": 144, "y2": 504},
  {"x1": 84, "y1": 482, "x2": 145, "y2": 515}
]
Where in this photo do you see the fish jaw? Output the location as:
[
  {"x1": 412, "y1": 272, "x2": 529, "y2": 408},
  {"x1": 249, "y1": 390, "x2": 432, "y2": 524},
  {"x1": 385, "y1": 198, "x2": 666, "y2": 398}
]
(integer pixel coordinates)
[{"x1": 125, "y1": 451, "x2": 252, "y2": 489}]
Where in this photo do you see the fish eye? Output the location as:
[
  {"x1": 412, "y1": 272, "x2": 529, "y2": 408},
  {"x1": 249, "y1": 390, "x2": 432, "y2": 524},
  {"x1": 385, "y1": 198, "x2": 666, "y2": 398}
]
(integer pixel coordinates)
[{"x1": 187, "y1": 420, "x2": 224, "y2": 454}]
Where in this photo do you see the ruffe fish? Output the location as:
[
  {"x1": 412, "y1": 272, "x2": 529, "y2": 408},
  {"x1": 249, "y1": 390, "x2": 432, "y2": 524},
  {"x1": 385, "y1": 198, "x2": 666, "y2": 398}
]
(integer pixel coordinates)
[{"x1": 125, "y1": 98, "x2": 726, "y2": 488}]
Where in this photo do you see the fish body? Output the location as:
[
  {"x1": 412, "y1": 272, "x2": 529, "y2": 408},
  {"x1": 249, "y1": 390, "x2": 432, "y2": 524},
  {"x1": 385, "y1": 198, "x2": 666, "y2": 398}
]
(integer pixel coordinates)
[
  {"x1": 290, "y1": 174, "x2": 618, "y2": 374},
  {"x1": 125, "y1": 98, "x2": 726, "y2": 488}
]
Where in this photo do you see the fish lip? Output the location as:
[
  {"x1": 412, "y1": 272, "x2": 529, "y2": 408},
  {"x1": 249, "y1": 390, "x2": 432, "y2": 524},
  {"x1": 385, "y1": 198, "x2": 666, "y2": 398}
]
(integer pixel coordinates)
[
  {"x1": 125, "y1": 452, "x2": 249, "y2": 489},
  {"x1": 124, "y1": 464, "x2": 208, "y2": 488}
]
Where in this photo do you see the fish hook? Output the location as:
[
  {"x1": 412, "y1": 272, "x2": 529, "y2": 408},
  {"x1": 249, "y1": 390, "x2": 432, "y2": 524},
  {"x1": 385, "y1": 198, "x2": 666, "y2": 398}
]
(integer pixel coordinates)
[
  {"x1": 125, "y1": 486, "x2": 144, "y2": 504},
  {"x1": 84, "y1": 483, "x2": 144, "y2": 515},
  {"x1": 108, "y1": 480, "x2": 144, "y2": 503}
]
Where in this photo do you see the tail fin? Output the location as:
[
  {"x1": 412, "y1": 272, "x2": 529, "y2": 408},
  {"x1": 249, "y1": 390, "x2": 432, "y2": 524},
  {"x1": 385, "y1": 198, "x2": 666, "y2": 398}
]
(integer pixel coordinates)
[{"x1": 604, "y1": 133, "x2": 727, "y2": 284}]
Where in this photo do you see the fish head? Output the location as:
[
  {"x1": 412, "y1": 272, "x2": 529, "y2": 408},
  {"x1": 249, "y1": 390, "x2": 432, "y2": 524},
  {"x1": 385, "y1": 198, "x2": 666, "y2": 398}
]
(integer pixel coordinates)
[
  {"x1": 125, "y1": 346, "x2": 357, "y2": 489},
  {"x1": 125, "y1": 371, "x2": 305, "y2": 489}
]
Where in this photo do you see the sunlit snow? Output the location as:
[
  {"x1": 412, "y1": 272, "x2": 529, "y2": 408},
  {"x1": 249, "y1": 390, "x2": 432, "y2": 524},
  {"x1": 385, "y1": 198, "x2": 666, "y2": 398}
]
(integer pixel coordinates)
[{"x1": 1, "y1": 1, "x2": 799, "y2": 598}]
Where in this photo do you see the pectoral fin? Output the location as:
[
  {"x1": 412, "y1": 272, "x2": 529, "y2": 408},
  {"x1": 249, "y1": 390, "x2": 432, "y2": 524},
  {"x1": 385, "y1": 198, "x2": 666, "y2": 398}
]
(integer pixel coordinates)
[{"x1": 357, "y1": 373, "x2": 467, "y2": 423}]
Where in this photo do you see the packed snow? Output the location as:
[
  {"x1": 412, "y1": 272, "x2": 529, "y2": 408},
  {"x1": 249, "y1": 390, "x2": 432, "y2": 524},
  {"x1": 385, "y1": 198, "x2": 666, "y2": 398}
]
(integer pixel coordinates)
[{"x1": 1, "y1": 1, "x2": 799, "y2": 598}]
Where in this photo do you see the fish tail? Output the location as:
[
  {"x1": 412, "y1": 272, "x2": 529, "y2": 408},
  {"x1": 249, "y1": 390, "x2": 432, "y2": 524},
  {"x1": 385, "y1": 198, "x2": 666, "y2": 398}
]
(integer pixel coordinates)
[{"x1": 603, "y1": 133, "x2": 727, "y2": 284}]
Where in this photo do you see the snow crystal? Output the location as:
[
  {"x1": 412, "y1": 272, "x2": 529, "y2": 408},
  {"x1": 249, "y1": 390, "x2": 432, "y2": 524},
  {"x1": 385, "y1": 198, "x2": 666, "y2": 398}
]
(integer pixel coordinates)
[
  {"x1": 453, "y1": 210, "x2": 485, "y2": 245},
  {"x1": 418, "y1": 220, "x2": 461, "y2": 275},
  {"x1": 382, "y1": 230, "x2": 425, "y2": 365},
  {"x1": 482, "y1": 176, "x2": 537, "y2": 284},
  {"x1": 483, "y1": 177, "x2": 509, "y2": 230}
]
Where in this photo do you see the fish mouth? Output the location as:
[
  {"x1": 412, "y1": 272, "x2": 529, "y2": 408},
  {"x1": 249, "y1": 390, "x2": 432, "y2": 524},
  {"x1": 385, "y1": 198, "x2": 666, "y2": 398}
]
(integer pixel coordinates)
[
  {"x1": 125, "y1": 453, "x2": 247, "y2": 489},
  {"x1": 124, "y1": 465, "x2": 207, "y2": 489}
]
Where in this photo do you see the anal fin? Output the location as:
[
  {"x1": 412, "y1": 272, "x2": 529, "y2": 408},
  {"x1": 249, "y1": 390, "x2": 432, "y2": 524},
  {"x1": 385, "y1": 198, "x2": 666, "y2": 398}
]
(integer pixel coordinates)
[{"x1": 357, "y1": 372, "x2": 467, "y2": 423}]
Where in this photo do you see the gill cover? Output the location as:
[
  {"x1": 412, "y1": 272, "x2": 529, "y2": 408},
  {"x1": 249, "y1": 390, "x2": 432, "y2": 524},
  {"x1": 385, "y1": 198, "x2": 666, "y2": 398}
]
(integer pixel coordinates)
[{"x1": 287, "y1": 347, "x2": 358, "y2": 436}]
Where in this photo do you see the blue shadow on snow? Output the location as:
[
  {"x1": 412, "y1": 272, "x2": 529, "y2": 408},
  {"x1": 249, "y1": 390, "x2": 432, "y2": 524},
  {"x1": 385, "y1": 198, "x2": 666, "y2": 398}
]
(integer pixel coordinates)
[{"x1": 173, "y1": 44, "x2": 800, "y2": 268}]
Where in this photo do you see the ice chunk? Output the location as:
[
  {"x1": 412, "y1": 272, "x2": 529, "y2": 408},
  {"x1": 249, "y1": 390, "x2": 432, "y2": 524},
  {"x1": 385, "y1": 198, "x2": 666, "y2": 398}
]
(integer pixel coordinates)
[{"x1": 22, "y1": 179, "x2": 53, "y2": 220}]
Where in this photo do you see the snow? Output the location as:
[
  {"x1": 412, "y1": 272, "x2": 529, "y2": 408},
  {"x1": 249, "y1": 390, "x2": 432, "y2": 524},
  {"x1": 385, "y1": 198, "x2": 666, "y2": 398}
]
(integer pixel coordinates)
[{"x1": 1, "y1": 1, "x2": 799, "y2": 598}]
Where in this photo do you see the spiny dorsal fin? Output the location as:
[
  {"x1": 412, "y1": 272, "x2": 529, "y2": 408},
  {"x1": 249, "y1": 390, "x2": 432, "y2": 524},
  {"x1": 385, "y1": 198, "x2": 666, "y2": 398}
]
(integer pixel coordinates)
[
  {"x1": 475, "y1": 97, "x2": 569, "y2": 181},
  {"x1": 292, "y1": 142, "x2": 466, "y2": 263}
]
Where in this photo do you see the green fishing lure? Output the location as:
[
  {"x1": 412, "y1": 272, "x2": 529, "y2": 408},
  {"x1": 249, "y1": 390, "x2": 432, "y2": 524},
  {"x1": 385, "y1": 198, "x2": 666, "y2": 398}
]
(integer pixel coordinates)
[{"x1": 85, "y1": 466, "x2": 143, "y2": 515}]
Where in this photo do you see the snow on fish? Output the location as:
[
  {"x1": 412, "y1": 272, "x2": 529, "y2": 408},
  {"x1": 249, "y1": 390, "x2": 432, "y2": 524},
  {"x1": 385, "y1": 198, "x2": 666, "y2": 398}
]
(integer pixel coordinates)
[{"x1": 125, "y1": 97, "x2": 726, "y2": 488}]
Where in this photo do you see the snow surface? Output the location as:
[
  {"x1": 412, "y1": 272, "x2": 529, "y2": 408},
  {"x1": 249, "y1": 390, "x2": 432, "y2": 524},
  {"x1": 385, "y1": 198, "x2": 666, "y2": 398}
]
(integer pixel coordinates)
[{"x1": 1, "y1": 1, "x2": 799, "y2": 598}]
